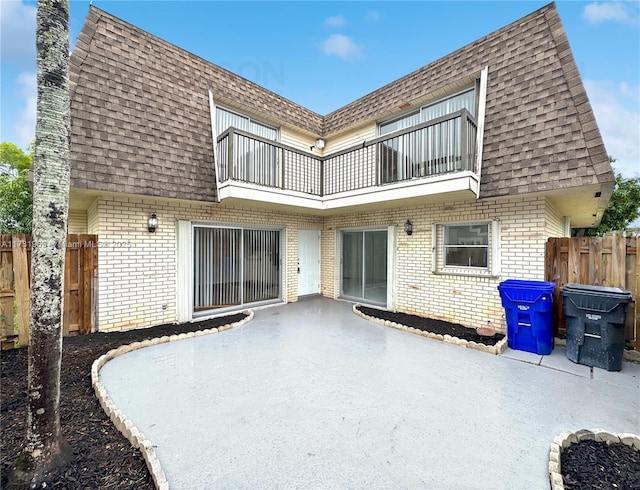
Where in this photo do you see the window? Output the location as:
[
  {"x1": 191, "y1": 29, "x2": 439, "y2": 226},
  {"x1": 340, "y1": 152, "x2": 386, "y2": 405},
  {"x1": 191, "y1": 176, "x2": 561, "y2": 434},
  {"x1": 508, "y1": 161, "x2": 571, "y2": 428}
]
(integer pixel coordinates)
[
  {"x1": 378, "y1": 88, "x2": 476, "y2": 136},
  {"x1": 379, "y1": 111, "x2": 420, "y2": 136},
  {"x1": 432, "y1": 220, "x2": 500, "y2": 276},
  {"x1": 216, "y1": 106, "x2": 278, "y2": 140},
  {"x1": 444, "y1": 224, "x2": 488, "y2": 268}
]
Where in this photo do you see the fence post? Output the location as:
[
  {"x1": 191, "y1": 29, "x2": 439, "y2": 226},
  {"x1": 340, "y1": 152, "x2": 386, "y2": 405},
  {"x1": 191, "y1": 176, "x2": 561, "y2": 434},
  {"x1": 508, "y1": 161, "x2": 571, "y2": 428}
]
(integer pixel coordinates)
[
  {"x1": 1, "y1": 235, "x2": 16, "y2": 348},
  {"x1": 12, "y1": 234, "x2": 30, "y2": 346},
  {"x1": 633, "y1": 236, "x2": 639, "y2": 351},
  {"x1": 82, "y1": 235, "x2": 96, "y2": 334}
]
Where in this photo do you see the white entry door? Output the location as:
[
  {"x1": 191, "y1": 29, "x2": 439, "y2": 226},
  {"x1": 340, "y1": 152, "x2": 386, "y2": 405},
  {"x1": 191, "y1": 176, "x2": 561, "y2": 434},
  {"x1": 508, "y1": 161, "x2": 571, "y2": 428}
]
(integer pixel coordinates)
[{"x1": 298, "y1": 230, "x2": 320, "y2": 296}]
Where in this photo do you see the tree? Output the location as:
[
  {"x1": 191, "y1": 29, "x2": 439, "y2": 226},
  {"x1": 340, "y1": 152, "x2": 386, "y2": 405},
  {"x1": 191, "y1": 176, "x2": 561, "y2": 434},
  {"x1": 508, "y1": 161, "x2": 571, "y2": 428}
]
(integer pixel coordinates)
[
  {"x1": 0, "y1": 143, "x2": 33, "y2": 233},
  {"x1": 0, "y1": 171, "x2": 33, "y2": 233},
  {"x1": 574, "y1": 173, "x2": 640, "y2": 236},
  {"x1": 0, "y1": 141, "x2": 33, "y2": 233},
  {"x1": 1, "y1": 142, "x2": 33, "y2": 176},
  {"x1": 8, "y1": 0, "x2": 73, "y2": 487}
]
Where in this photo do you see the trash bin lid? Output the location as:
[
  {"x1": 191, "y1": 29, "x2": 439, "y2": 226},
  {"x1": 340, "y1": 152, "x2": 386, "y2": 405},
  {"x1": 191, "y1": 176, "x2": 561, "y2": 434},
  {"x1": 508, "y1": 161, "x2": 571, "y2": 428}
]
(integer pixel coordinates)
[
  {"x1": 561, "y1": 283, "x2": 632, "y2": 300},
  {"x1": 498, "y1": 279, "x2": 555, "y2": 291}
]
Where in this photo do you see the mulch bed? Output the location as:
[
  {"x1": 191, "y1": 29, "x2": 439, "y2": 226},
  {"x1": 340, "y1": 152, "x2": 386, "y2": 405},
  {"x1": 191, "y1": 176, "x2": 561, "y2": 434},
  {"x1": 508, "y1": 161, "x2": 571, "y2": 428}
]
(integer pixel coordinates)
[
  {"x1": 1, "y1": 313, "x2": 247, "y2": 489},
  {"x1": 356, "y1": 305, "x2": 505, "y2": 346},
  {"x1": 561, "y1": 439, "x2": 640, "y2": 489},
  {"x1": 3, "y1": 307, "x2": 637, "y2": 489}
]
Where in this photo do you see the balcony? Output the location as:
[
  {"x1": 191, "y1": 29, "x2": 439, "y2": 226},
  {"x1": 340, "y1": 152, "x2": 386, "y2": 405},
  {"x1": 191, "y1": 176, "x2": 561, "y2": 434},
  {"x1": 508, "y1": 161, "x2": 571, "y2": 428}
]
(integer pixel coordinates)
[{"x1": 216, "y1": 109, "x2": 480, "y2": 212}]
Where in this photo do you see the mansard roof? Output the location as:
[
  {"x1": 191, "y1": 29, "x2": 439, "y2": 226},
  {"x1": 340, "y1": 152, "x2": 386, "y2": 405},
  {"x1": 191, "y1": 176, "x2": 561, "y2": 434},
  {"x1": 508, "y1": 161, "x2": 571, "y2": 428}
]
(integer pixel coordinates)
[{"x1": 69, "y1": 3, "x2": 614, "y2": 203}]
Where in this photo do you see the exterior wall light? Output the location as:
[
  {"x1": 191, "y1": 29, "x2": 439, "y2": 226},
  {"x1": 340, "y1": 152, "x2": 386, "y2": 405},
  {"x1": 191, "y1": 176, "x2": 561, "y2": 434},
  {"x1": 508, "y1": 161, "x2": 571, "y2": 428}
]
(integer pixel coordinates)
[
  {"x1": 310, "y1": 139, "x2": 326, "y2": 152},
  {"x1": 148, "y1": 213, "x2": 158, "y2": 233},
  {"x1": 404, "y1": 220, "x2": 413, "y2": 236}
]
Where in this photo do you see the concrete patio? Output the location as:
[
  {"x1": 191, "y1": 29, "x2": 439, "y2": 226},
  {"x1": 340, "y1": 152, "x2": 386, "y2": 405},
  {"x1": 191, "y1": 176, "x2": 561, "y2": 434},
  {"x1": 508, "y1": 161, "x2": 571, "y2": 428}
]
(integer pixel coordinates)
[{"x1": 100, "y1": 297, "x2": 640, "y2": 489}]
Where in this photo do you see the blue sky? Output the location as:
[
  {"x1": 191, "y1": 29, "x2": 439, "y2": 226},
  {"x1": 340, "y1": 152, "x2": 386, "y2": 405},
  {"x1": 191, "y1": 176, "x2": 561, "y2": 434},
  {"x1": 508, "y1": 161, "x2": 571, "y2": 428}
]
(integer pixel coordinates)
[{"x1": 1, "y1": 0, "x2": 639, "y2": 180}]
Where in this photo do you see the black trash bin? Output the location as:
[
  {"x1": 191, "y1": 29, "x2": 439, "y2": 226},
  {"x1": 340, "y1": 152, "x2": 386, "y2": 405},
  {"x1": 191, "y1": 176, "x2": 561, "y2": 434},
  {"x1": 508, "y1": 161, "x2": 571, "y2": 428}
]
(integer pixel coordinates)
[{"x1": 560, "y1": 284, "x2": 632, "y2": 371}]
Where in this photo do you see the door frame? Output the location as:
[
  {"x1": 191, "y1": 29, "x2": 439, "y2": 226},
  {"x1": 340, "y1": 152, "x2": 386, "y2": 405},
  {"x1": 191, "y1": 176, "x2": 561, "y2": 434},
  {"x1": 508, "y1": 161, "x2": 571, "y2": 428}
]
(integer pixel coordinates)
[
  {"x1": 336, "y1": 225, "x2": 396, "y2": 309},
  {"x1": 298, "y1": 229, "x2": 321, "y2": 296}
]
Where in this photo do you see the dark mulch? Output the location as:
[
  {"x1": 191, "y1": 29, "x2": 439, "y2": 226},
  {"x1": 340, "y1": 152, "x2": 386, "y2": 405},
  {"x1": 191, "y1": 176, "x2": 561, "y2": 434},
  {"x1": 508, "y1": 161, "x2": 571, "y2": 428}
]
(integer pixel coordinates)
[
  {"x1": 356, "y1": 305, "x2": 505, "y2": 346},
  {"x1": 561, "y1": 439, "x2": 640, "y2": 489},
  {"x1": 1, "y1": 313, "x2": 247, "y2": 489},
  {"x1": 3, "y1": 308, "x2": 637, "y2": 489}
]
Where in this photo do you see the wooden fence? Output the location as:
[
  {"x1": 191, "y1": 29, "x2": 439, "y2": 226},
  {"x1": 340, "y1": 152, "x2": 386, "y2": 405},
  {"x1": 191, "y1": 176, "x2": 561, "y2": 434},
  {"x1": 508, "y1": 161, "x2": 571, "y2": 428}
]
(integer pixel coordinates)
[
  {"x1": 545, "y1": 236, "x2": 639, "y2": 350},
  {"x1": 0, "y1": 233, "x2": 98, "y2": 349}
]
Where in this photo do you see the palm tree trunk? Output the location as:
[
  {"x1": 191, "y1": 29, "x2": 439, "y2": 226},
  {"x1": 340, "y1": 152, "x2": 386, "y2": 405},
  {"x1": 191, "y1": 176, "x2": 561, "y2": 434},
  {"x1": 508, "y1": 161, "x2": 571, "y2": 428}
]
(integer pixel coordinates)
[{"x1": 8, "y1": 0, "x2": 73, "y2": 487}]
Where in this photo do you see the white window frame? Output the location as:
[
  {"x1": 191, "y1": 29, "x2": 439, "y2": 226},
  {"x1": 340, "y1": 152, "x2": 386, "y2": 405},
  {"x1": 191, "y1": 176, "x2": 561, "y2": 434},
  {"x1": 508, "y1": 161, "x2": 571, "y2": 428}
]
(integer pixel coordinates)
[{"x1": 431, "y1": 220, "x2": 500, "y2": 277}]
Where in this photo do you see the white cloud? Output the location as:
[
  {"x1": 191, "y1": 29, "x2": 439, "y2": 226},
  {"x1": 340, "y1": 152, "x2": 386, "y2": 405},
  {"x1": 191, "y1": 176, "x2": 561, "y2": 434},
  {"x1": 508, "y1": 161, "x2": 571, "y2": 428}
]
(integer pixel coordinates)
[
  {"x1": 584, "y1": 80, "x2": 640, "y2": 178},
  {"x1": 583, "y1": 2, "x2": 639, "y2": 24},
  {"x1": 320, "y1": 34, "x2": 363, "y2": 61},
  {"x1": 325, "y1": 15, "x2": 346, "y2": 28},
  {"x1": 364, "y1": 10, "x2": 381, "y2": 22},
  {"x1": 0, "y1": 1, "x2": 36, "y2": 64},
  {"x1": 15, "y1": 72, "x2": 37, "y2": 149}
]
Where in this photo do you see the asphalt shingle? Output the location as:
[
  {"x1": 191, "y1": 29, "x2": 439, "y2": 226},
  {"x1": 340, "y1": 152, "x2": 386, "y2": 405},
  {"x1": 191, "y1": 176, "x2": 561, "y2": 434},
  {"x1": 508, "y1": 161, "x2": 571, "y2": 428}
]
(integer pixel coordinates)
[{"x1": 70, "y1": 3, "x2": 614, "y2": 203}]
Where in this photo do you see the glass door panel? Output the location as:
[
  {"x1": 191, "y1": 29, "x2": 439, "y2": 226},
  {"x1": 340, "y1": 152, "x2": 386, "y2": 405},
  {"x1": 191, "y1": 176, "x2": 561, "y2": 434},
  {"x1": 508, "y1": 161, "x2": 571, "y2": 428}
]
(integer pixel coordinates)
[
  {"x1": 341, "y1": 231, "x2": 363, "y2": 298},
  {"x1": 243, "y1": 229, "x2": 280, "y2": 303},
  {"x1": 341, "y1": 229, "x2": 387, "y2": 306},
  {"x1": 193, "y1": 227, "x2": 241, "y2": 311},
  {"x1": 364, "y1": 231, "x2": 387, "y2": 304},
  {"x1": 193, "y1": 226, "x2": 281, "y2": 313}
]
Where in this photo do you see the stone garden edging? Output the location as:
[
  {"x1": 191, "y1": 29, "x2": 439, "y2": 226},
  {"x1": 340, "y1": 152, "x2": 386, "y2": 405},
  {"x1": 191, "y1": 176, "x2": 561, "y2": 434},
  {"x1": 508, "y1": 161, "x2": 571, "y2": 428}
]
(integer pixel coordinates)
[
  {"x1": 91, "y1": 310, "x2": 254, "y2": 490},
  {"x1": 353, "y1": 304, "x2": 508, "y2": 355},
  {"x1": 548, "y1": 429, "x2": 640, "y2": 489}
]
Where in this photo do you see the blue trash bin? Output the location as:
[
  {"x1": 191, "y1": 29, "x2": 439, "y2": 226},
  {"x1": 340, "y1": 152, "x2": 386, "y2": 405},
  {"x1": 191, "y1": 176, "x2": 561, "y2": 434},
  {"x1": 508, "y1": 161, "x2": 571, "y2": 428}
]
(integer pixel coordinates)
[{"x1": 497, "y1": 280, "x2": 556, "y2": 355}]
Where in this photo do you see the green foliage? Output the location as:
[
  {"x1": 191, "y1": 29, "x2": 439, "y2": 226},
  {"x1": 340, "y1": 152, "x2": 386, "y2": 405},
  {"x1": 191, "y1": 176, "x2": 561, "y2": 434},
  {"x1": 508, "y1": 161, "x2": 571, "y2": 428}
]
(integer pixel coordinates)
[
  {"x1": 0, "y1": 142, "x2": 33, "y2": 233},
  {"x1": 0, "y1": 170, "x2": 33, "y2": 233},
  {"x1": 0, "y1": 142, "x2": 33, "y2": 175},
  {"x1": 578, "y1": 173, "x2": 640, "y2": 236}
]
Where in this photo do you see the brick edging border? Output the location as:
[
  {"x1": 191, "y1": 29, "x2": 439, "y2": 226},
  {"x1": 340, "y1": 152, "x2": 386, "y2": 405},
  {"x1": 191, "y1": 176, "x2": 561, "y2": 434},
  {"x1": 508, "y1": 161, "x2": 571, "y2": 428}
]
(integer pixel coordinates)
[
  {"x1": 90, "y1": 310, "x2": 254, "y2": 490},
  {"x1": 548, "y1": 429, "x2": 640, "y2": 489},
  {"x1": 353, "y1": 304, "x2": 508, "y2": 355}
]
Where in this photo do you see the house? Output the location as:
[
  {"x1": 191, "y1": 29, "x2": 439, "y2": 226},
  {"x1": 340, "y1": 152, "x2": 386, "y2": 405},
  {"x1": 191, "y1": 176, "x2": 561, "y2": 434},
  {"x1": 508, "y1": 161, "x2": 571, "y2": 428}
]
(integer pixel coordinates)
[{"x1": 68, "y1": 2, "x2": 614, "y2": 332}]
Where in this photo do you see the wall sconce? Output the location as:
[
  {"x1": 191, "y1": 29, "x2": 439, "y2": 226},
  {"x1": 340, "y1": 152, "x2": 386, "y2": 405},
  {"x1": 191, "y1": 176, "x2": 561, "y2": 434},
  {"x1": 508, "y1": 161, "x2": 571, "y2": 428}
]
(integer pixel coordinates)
[
  {"x1": 148, "y1": 213, "x2": 158, "y2": 233},
  {"x1": 404, "y1": 220, "x2": 413, "y2": 236},
  {"x1": 310, "y1": 138, "x2": 326, "y2": 151}
]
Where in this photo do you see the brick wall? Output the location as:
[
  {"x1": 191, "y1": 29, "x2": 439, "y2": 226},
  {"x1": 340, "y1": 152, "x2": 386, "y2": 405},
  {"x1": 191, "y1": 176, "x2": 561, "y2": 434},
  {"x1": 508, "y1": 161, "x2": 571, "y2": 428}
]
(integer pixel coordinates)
[
  {"x1": 91, "y1": 193, "x2": 564, "y2": 333},
  {"x1": 322, "y1": 195, "x2": 563, "y2": 331},
  {"x1": 92, "y1": 195, "x2": 321, "y2": 331}
]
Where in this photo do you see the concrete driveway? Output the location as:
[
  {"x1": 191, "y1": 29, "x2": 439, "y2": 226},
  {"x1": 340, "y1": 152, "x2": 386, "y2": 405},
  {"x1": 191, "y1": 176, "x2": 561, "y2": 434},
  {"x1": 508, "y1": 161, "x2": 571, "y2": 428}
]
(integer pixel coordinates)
[{"x1": 100, "y1": 297, "x2": 640, "y2": 489}]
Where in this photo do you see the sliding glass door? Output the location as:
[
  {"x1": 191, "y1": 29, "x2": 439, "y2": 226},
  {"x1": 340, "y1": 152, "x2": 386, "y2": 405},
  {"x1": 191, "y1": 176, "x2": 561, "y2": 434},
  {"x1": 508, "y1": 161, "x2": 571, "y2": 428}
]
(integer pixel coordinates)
[
  {"x1": 193, "y1": 226, "x2": 281, "y2": 313},
  {"x1": 341, "y1": 229, "x2": 387, "y2": 305}
]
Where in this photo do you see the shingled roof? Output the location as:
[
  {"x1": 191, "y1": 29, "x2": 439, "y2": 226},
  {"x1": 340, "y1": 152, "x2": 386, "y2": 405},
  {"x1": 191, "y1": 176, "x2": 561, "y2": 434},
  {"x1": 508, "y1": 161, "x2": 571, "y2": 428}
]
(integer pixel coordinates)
[
  {"x1": 70, "y1": 2, "x2": 614, "y2": 203},
  {"x1": 69, "y1": 6, "x2": 322, "y2": 202},
  {"x1": 323, "y1": 3, "x2": 613, "y2": 198}
]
